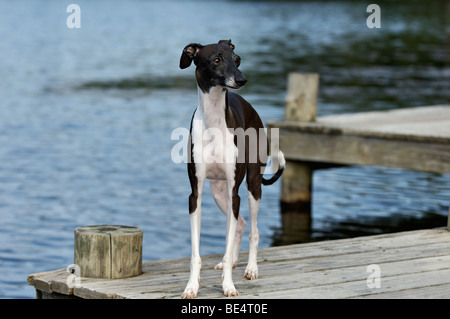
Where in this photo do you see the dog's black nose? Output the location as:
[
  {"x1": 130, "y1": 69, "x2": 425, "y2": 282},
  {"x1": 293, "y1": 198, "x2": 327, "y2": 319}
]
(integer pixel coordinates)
[{"x1": 235, "y1": 75, "x2": 247, "y2": 87}]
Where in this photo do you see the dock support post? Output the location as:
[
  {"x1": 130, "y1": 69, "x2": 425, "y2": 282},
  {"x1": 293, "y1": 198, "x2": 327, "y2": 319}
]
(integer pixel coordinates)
[
  {"x1": 280, "y1": 160, "x2": 313, "y2": 208},
  {"x1": 281, "y1": 73, "x2": 319, "y2": 211},
  {"x1": 74, "y1": 225, "x2": 143, "y2": 279},
  {"x1": 277, "y1": 73, "x2": 319, "y2": 243}
]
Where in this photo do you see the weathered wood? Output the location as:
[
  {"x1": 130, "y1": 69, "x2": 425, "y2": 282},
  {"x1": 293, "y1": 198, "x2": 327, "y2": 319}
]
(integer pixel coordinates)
[
  {"x1": 280, "y1": 161, "x2": 312, "y2": 205},
  {"x1": 275, "y1": 126, "x2": 450, "y2": 173},
  {"x1": 238, "y1": 268, "x2": 450, "y2": 299},
  {"x1": 28, "y1": 228, "x2": 450, "y2": 299},
  {"x1": 74, "y1": 225, "x2": 142, "y2": 279},
  {"x1": 285, "y1": 72, "x2": 319, "y2": 122},
  {"x1": 317, "y1": 105, "x2": 450, "y2": 142},
  {"x1": 281, "y1": 73, "x2": 319, "y2": 209},
  {"x1": 268, "y1": 105, "x2": 450, "y2": 173},
  {"x1": 354, "y1": 284, "x2": 450, "y2": 299},
  {"x1": 37, "y1": 290, "x2": 81, "y2": 299},
  {"x1": 269, "y1": 103, "x2": 450, "y2": 228}
]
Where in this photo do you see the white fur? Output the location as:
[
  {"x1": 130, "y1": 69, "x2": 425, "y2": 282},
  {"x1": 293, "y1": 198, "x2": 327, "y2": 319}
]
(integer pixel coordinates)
[
  {"x1": 192, "y1": 86, "x2": 237, "y2": 178},
  {"x1": 278, "y1": 150, "x2": 286, "y2": 168},
  {"x1": 244, "y1": 191, "x2": 260, "y2": 280}
]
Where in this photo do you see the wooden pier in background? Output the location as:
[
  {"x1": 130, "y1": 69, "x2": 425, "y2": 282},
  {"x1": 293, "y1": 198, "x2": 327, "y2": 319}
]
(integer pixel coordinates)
[
  {"x1": 267, "y1": 73, "x2": 450, "y2": 228},
  {"x1": 28, "y1": 228, "x2": 450, "y2": 299}
]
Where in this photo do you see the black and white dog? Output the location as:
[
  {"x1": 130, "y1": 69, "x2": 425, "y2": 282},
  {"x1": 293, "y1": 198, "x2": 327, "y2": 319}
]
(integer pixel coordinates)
[{"x1": 179, "y1": 40, "x2": 285, "y2": 298}]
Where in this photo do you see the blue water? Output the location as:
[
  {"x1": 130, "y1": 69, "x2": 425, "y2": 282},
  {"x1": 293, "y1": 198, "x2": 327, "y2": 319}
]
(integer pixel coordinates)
[{"x1": 0, "y1": 0, "x2": 449, "y2": 298}]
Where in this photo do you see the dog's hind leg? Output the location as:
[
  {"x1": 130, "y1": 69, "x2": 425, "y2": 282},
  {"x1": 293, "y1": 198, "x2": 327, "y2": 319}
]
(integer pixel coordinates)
[
  {"x1": 244, "y1": 165, "x2": 262, "y2": 280},
  {"x1": 244, "y1": 190, "x2": 260, "y2": 280}
]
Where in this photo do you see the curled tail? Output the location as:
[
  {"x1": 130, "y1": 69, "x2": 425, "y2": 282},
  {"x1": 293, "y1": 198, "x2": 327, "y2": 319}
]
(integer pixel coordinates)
[{"x1": 262, "y1": 151, "x2": 286, "y2": 186}]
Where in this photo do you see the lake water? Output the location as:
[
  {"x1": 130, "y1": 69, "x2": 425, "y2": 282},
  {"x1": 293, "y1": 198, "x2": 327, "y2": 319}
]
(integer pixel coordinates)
[{"x1": 0, "y1": 0, "x2": 449, "y2": 298}]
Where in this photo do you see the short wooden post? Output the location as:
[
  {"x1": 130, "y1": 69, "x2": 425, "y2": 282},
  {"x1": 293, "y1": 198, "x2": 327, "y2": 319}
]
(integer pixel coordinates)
[
  {"x1": 74, "y1": 225, "x2": 143, "y2": 279},
  {"x1": 281, "y1": 73, "x2": 319, "y2": 210}
]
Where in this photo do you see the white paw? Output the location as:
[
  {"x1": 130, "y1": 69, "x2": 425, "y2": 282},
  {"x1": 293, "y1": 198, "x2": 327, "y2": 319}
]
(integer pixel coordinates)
[
  {"x1": 222, "y1": 282, "x2": 239, "y2": 297},
  {"x1": 182, "y1": 281, "x2": 199, "y2": 299},
  {"x1": 244, "y1": 264, "x2": 258, "y2": 280}
]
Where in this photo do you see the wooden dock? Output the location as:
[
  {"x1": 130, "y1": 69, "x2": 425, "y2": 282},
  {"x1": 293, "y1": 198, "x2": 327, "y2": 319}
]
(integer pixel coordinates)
[
  {"x1": 266, "y1": 73, "x2": 450, "y2": 227},
  {"x1": 28, "y1": 227, "x2": 450, "y2": 299}
]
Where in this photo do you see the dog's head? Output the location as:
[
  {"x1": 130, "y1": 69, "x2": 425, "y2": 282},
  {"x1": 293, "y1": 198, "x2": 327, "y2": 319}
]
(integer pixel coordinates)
[{"x1": 180, "y1": 39, "x2": 247, "y2": 93}]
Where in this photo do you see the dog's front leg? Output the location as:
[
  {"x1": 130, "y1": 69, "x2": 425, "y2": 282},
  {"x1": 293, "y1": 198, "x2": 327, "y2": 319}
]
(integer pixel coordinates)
[
  {"x1": 182, "y1": 210, "x2": 202, "y2": 298},
  {"x1": 221, "y1": 182, "x2": 240, "y2": 297},
  {"x1": 182, "y1": 165, "x2": 204, "y2": 299}
]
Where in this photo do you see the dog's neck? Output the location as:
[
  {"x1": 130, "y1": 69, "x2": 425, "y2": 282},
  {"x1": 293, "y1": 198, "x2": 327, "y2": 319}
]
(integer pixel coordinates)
[{"x1": 197, "y1": 85, "x2": 228, "y2": 128}]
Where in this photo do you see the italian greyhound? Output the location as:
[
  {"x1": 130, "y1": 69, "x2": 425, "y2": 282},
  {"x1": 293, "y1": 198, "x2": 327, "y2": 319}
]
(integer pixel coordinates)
[{"x1": 179, "y1": 39, "x2": 285, "y2": 298}]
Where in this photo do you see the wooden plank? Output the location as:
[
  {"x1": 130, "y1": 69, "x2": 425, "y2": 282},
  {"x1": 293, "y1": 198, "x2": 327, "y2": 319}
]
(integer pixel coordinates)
[
  {"x1": 353, "y1": 284, "x2": 450, "y2": 299},
  {"x1": 317, "y1": 105, "x2": 450, "y2": 141},
  {"x1": 38, "y1": 291, "x2": 81, "y2": 299},
  {"x1": 270, "y1": 105, "x2": 450, "y2": 142},
  {"x1": 233, "y1": 255, "x2": 450, "y2": 298},
  {"x1": 27, "y1": 268, "x2": 72, "y2": 295},
  {"x1": 237, "y1": 269, "x2": 450, "y2": 299},
  {"x1": 273, "y1": 125, "x2": 450, "y2": 174}
]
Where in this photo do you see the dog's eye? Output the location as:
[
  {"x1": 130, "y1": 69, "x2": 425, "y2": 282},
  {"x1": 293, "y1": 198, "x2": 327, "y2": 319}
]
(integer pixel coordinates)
[
  {"x1": 235, "y1": 56, "x2": 241, "y2": 67},
  {"x1": 213, "y1": 57, "x2": 221, "y2": 64}
]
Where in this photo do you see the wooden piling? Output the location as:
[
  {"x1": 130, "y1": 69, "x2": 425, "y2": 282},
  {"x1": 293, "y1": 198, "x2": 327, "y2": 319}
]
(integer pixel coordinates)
[
  {"x1": 281, "y1": 73, "x2": 319, "y2": 210},
  {"x1": 74, "y1": 225, "x2": 143, "y2": 279},
  {"x1": 280, "y1": 160, "x2": 313, "y2": 206},
  {"x1": 285, "y1": 72, "x2": 319, "y2": 122}
]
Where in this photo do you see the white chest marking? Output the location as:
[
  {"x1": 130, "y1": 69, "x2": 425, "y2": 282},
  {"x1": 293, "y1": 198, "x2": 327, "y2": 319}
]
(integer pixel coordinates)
[{"x1": 191, "y1": 87, "x2": 238, "y2": 180}]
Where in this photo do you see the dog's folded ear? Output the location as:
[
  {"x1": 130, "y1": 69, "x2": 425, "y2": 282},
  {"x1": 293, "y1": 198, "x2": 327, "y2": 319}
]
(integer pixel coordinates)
[
  {"x1": 218, "y1": 39, "x2": 235, "y2": 50},
  {"x1": 180, "y1": 43, "x2": 203, "y2": 69}
]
